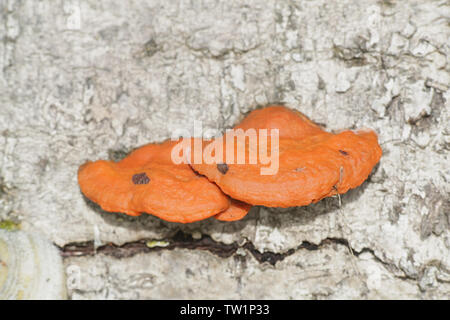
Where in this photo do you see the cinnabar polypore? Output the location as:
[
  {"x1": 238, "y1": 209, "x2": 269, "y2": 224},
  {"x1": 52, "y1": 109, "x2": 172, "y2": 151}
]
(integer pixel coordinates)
[
  {"x1": 190, "y1": 105, "x2": 382, "y2": 208},
  {"x1": 78, "y1": 105, "x2": 382, "y2": 222},
  {"x1": 78, "y1": 139, "x2": 232, "y2": 223}
]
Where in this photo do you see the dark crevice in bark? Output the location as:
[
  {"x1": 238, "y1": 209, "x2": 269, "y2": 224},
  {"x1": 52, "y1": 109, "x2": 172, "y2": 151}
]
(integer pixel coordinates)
[
  {"x1": 58, "y1": 231, "x2": 393, "y2": 268},
  {"x1": 59, "y1": 230, "x2": 317, "y2": 265},
  {"x1": 59, "y1": 230, "x2": 239, "y2": 260},
  {"x1": 242, "y1": 242, "x2": 295, "y2": 265}
]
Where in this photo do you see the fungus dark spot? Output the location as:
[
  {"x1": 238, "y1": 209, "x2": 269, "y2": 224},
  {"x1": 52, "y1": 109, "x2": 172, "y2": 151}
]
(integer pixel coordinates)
[
  {"x1": 132, "y1": 172, "x2": 150, "y2": 185},
  {"x1": 339, "y1": 150, "x2": 349, "y2": 156},
  {"x1": 217, "y1": 163, "x2": 229, "y2": 175}
]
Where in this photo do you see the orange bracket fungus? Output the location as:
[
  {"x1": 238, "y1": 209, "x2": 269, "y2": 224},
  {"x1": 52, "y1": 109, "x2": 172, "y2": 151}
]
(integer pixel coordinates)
[
  {"x1": 190, "y1": 105, "x2": 382, "y2": 208},
  {"x1": 78, "y1": 139, "x2": 231, "y2": 223},
  {"x1": 78, "y1": 105, "x2": 381, "y2": 223},
  {"x1": 234, "y1": 105, "x2": 325, "y2": 139}
]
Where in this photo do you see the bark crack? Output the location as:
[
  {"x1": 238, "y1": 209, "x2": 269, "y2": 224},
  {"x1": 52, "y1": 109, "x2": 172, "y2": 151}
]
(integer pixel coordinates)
[
  {"x1": 58, "y1": 230, "x2": 399, "y2": 272},
  {"x1": 59, "y1": 231, "x2": 449, "y2": 291}
]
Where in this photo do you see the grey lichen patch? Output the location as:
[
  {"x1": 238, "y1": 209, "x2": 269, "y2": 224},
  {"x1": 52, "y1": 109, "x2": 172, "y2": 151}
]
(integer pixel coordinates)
[
  {"x1": 317, "y1": 76, "x2": 326, "y2": 91},
  {"x1": 98, "y1": 25, "x2": 120, "y2": 42},
  {"x1": 143, "y1": 39, "x2": 159, "y2": 58},
  {"x1": 108, "y1": 149, "x2": 130, "y2": 162},
  {"x1": 389, "y1": 204, "x2": 402, "y2": 224},
  {"x1": 36, "y1": 157, "x2": 50, "y2": 174},
  {"x1": 379, "y1": 0, "x2": 396, "y2": 8},
  {"x1": 420, "y1": 185, "x2": 450, "y2": 240},
  {"x1": 0, "y1": 179, "x2": 8, "y2": 198},
  {"x1": 385, "y1": 95, "x2": 404, "y2": 124},
  {"x1": 332, "y1": 45, "x2": 368, "y2": 67},
  {"x1": 0, "y1": 176, "x2": 16, "y2": 220}
]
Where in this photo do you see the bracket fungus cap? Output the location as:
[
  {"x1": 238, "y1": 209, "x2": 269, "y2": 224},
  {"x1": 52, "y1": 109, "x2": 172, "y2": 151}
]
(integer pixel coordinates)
[
  {"x1": 78, "y1": 139, "x2": 231, "y2": 223},
  {"x1": 236, "y1": 105, "x2": 324, "y2": 139},
  {"x1": 78, "y1": 105, "x2": 381, "y2": 223},
  {"x1": 191, "y1": 106, "x2": 382, "y2": 207}
]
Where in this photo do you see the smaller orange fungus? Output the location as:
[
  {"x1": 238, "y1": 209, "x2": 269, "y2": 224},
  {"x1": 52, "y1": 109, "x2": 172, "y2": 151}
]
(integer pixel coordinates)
[{"x1": 78, "y1": 139, "x2": 231, "y2": 223}]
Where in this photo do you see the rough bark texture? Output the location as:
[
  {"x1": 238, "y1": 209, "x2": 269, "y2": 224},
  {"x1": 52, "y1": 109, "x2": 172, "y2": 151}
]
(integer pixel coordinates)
[{"x1": 1, "y1": 0, "x2": 449, "y2": 299}]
